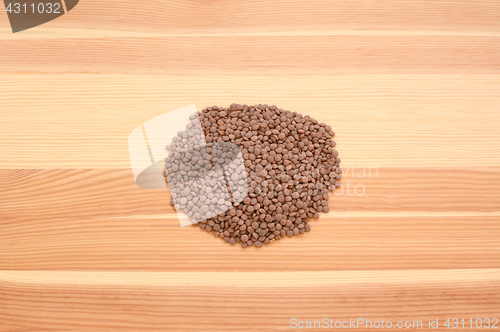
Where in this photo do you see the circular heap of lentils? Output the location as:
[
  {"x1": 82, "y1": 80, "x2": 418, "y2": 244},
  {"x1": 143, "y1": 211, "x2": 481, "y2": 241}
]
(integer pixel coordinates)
[{"x1": 168, "y1": 103, "x2": 341, "y2": 248}]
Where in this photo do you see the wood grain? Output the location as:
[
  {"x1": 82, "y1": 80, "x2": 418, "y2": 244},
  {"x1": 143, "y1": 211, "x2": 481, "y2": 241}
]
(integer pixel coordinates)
[
  {"x1": 1, "y1": 269, "x2": 498, "y2": 331},
  {"x1": 0, "y1": 74, "x2": 499, "y2": 168},
  {"x1": 0, "y1": 0, "x2": 499, "y2": 331}
]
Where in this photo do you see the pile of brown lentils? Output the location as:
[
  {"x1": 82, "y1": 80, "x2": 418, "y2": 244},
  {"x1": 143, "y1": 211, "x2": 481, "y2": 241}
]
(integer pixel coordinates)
[{"x1": 167, "y1": 104, "x2": 340, "y2": 248}]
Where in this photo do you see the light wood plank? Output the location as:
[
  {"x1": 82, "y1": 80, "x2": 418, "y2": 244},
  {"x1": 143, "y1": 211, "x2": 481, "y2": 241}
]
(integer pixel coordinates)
[
  {"x1": 2, "y1": 0, "x2": 500, "y2": 34},
  {"x1": 0, "y1": 269, "x2": 498, "y2": 331},
  {"x1": 0, "y1": 36, "x2": 498, "y2": 76},
  {"x1": 0, "y1": 168, "x2": 499, "y2": 271},
  {"x1": 0, "y1": 215, "x2": 499, "y2": 271},
  {"x1": 1, "y1": 168, "x2": 500, "y2": 220},
  {"x1": 0, "y1": 74, "x2": 499, "y2": 168}
]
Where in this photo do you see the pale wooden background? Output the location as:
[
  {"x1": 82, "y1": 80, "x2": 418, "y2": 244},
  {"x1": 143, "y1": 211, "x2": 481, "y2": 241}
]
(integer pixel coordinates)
[{"x1": 0, "y1": 1, "x2": 499, "y2": 331}]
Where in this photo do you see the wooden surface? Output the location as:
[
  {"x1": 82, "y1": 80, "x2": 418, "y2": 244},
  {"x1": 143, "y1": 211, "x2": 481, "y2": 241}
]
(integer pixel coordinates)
[{"x1": 1, "y1": 1, "x2": 499, "y2": 331}]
